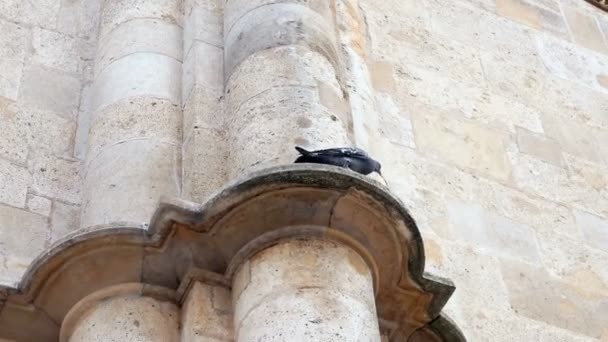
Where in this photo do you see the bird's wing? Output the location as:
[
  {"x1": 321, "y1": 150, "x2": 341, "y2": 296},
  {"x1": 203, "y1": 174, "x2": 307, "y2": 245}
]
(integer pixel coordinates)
[{"x1": 310, "y1": 147, "x2": 370, "y2": 158}]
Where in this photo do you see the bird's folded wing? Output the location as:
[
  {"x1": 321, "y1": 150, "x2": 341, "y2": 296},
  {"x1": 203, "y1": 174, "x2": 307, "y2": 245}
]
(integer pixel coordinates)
[{"x1": 309, "y1": 147, "x2": 369, "y2": 158}]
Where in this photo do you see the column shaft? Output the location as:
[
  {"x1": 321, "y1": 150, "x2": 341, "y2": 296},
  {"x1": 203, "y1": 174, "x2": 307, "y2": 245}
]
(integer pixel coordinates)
[
  {"x1": 82, "y1": 0, "x2": 184, "y2": 227},
  {"x1": 232, "y1": 239, "x2": 381, "y2": 341}
]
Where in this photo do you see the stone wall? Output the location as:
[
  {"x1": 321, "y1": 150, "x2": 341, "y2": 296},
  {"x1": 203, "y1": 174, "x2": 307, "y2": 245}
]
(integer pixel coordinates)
[{"x1": 0, "y1": 0, "x2": 607, "y2": 340}]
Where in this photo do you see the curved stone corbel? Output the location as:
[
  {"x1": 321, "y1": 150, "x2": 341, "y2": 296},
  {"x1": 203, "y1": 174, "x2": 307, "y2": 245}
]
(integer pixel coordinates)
[{"x1": 0, "y1": 164, "x2": 465, "y2": 341}]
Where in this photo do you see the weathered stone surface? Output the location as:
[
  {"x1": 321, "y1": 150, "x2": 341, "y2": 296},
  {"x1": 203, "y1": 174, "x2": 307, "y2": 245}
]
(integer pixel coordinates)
[
  {"x1": 563, "y1": 7, "x2": 607, "y2": 54},
  {"x1": 18, "y1": 65, "x2": 81, "y2": 119},
  {"x1": 516, "y1": 127, "x2": 563, "y2": 166},
  {"x1": 233, "y1": 239, "x2": 380, "y2": 342},
  {"x1": 575, "y1": 210, "x2": 608, "y2": 253},
  {"x1": 32, "y1": 28, "x2": 80, "y2": 74},
  {"x1": 536, "y1": 34, "x2": 608, "y2": 93},
  {"x1": 0, "y1": 20, "x2": 28, "y2": 61},
  {"x1": 183, "y1": 85, "x2": 223, "y2": 139},
  {"x1": 375, "y1": 92, "x2": 415, "y2": 148},
  {"x1": 182, "y1": 41, "x2": 223, "y2": 105},
  {"x1": 181, "y1": 282, "x2": 232, "y2": 341},
  {"x1": 26, "y1": 195, "x2": 52, "y2": 217},
  {"x1": 0, "y1": 205, "x2": 48, "y2": 278},
  {"x1": 541, "y1": 114, "x2": 603, "y2": 164},
  {"x1": 0, "y1": 159, "x2": 31, "y2": 208},
  {"x1": 100, "y1": 0, "x2": 183, "y2": 37},
  {"x1": 57, "y1": 0, "x2": 102, "y2": 38},
  {"x1": 183, "y1": 0, "x2": 223, "y2": 54},
  {"x1": 0, "y1": 0, "x2": 61, "y2": 29},
  {"x1": 69, "y1": 295, "x2": 180, "y2": 342},
  {"x1": 96, "y1": 19, "x2": 183, "y2": 76},
  {"x1": 91, "y1": 53, "x2": 181, "y2": 112},
  {"x1": 82, "y1": 140, "x2": 180, "y2": 227},
  {"x1": 501, "y1": 259, "x2": 608, "y2": 338},
  {"x1": 445, "y1": 200, "x2": 541, "y2": 263},
  {"x1": 411, "y1": 106, "x2": 512, "y2": 181},
  {"x1": 87, "y1": 97, "x2": 182, "y2": 163},
  {"x1": 49, "y1": 201, "x2": 80, "y2": 243},
  {"x1": 28, "y1": 154, "x2": 81, "y2": 204},
  {"x1": 496, "y1": 0, "x2": 568, "y2": 38}
]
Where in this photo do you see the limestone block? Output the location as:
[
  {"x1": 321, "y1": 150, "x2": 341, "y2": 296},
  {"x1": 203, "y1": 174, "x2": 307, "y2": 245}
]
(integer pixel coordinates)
[
  {"x1": 183, "y1": 0, "x2": 223, "y2": 54},
  {"x1": 563, "y1": 7, "x2": 607, "y2": 54},
  {"x1": 537, "y1": 231, "x2": 608, "y2": 294},
  {"x1": 0, "y1": 20, "x2": 28, "y2": 60},
  {"x1": 26, "y1": 194, "x2": 52, "y2": 217},
  {"x1": 18, "y1": 65, "x2": 81, "y2": 120},
  {"x1": 69, "y1": 295, "x2": 180, "y2": 342},
  {"x1": 516, "y1": 127, "x2": 563, "y2": 166},
  {"x1": 32, "y1": 28, "x2": 80, "y2": 74},
  {"x1": 411, "y1": 106, "x2": 512, "y2": 181},
  {"x1": 87, "y1": 97, "x2": 182, "y2": 164},
  {"x1": 50, "y1": 202, "x2": 81, "y2": 243},
  {"x1": 28, "y1": 154, "x2": 81, "y2": 204},
  {"x1": 82, "y1": 140, "x2": 180, "y2": 227},
  {"x1": 0, "y1": 99, "x2": 28, "y2": 163},
  {"x1": 182, "y1": 127, "x2": 227, "y2": 203},
  {"x1": 0, "y1": 57, "x2": 23, "y2": 101},
  {"x1": 100, "y1": 0, "x2": 183, "y2": 37},
  {"x1": 575, "y1": 210, "x2": 608, "y2": 253},
  {"x1": 183, "y1": 85, "x2": 223, "y2": 138},
  {"x1": 0, "y1": 205, "x2": 48, "y2": 263},
  {"x1": 0, "y1": 0, "x2": 60, "y2": 29},
  {"x1": 225, "y1": 86, "x2": 350, "y2": 178},
  {"x1": 535, "y1": 34, "x2": 608, "y2": 93},
  {"x1": 473, "y1": 92, "x2": 544, "y2": 134},
  {"x1": 233, "y1": 239, "x2": 380, "y2": 342},
  {"x1": 541, "y1": 114, "x2": 603, "y2": 164},
  {"x1": 375, "y1": 93, "x2": 415, "y2": 148},
  {"x1": 0, "y1": 159, "x2": 31, "y2": 208},
  {"x1": 57, "y1": 0, "x2": 102, "y2": 38},
  {"x1": 180, "y1": 282, "x2": 232, "y2": 341},
  {"x1": 96, "y1": 19, "x2": 183, "y2": 76},
  {"x1": 182, "y1": 41, "x2": 223, "y2": 106},
  {"x1": 223, "y1": 3, "x2": 339, "y2": 79},
  {"x1": 91, "y1": 53, "x2": 182, "y2": 113},
  {"x1": 445, "y1": 200, "x2": 541, "y2": 263},
  {"x1": 501, "y1": 259, "x2": 608, "y2": 338},
  {"x1": 495, "y1": 0, "x2": 568, "y2": 38}
]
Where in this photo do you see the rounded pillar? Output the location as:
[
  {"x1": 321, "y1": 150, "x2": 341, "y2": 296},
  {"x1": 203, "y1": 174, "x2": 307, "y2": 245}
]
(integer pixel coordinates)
[
  {"x1": 82, "y1": 0, "x2": 183, "y2": 228},
  {"x1": 232, "y1": 239, "x2": 381, "y2": 342},
  {"x1": 223, "y1": 0, "x2": 353, "y2": 178}
]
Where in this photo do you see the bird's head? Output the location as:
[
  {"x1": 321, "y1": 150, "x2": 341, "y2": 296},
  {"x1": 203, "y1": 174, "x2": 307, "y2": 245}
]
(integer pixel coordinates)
[{"x1": 374, "y1": 160, "x2": 382, "y2": 175}]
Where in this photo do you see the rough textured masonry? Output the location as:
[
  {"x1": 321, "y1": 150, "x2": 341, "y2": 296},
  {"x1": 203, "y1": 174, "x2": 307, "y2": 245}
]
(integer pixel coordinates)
[{"x1": 0, "y1": 0, "x2": 607, "y2": 341}]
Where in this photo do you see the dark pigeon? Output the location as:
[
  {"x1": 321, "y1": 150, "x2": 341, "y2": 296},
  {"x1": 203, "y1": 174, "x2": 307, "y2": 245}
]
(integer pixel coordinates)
[{"x1": 294, "y1": 146, "x2": 382, "y2": 176}]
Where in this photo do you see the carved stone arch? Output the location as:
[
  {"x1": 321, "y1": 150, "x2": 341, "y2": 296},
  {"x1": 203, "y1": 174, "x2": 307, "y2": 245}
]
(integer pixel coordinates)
[{"x1": 0, "y1": 164, "x2": 465, "y2": 341}]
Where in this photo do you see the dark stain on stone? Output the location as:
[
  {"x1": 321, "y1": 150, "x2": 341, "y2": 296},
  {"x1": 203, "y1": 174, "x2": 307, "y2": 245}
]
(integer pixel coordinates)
[
  {"x1": 297, "y1": 116, "x2": 312, "y2": 128},
  {"x1": 294, "y1": 137, "x2": 309, "y2": 146},
  {"x1": 133, "y1": 320, "x2": 140, "y2": 327}
]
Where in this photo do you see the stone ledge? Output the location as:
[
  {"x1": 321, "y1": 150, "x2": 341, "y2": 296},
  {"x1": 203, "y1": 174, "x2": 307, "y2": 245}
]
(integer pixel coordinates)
[{"x1": 0, "y1": 164, "x2": 464, "y2": 341}]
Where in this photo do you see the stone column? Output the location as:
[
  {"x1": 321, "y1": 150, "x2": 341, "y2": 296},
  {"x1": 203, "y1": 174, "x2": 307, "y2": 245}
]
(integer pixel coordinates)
[
  {"x1": 232, "y1": 239, "x2": 381, "y2": 342},
  {"x1": 223, "y1": 0, "x2": 353, "y2": 178},
  {"x1": 61, "y1": 284, "x2": 179, "y2": 342},
  {"x1": 81, "y1": 0, "x2": 183, "y2": 228},
  {"x1": 180, "y1": 282, "x2": 233, "y2": 341}
]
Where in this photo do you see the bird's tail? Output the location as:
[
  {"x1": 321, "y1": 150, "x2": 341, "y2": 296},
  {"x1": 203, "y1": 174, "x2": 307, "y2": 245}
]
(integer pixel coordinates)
[{"x1": 295, "y1": 146, "x2": 310, "y2": 155}]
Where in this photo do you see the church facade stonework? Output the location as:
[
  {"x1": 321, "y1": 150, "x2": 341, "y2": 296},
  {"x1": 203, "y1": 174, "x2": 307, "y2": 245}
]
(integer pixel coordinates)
[{"x1": 0, "y1": 0, "x2": 607, "y2": 341}]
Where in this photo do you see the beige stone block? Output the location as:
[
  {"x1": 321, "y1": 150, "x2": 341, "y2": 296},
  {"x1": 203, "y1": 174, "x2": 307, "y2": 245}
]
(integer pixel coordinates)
[
  {"x1": 516, "y1": 127, "x2": 563, "y2": 166},
  {"x1": 182, "y1": 127, "x2": 227, "y2": 203},
  {"x1": 375, "y1": 93, "x2": 415, "y2": 148},
  {"x1": 50, "y1": 201, "x2": 80, "y2": 243},
  {"x1": 57, "y1": 0, "x2": 102, "y2": 38},
  {"x1": 183, "y1": 0, "x2": 223, "y2": 54},
  {"x1": 496, "y1": 0, "x2": 568, "y2": 38},
  {"x1": 183, "y1": 86, "x2": 223, "y2": 139},
  {"x1": 411, "y1": 107, "x2": 512, "y2": 181},
  {"x1": 575, "y1": 210, "x2": 608, "y2": 253},
  {"x1": 501, "y1": 259, "x2": 608, "y2": 338},
  {"x1": 564, "y1": 7, "x2": 607, "y2": 54},
  {"x1": 96, "y1": 19, "x2": 183, "y2": 76},
  {"x1": 100, "y1": 0, "x2": 183, "y2": 37},
  {"x1": 369, "y1": 60, "x2": 396, "y2": 93},
  {"x1": 182, "y1": 41, "x2": 223, "y2": 105},
  {"x1": 0, "y1": 205, "x2": 48, "y2": 260},
  {"x1": 32, "y1": 28, "x2": 80, "y2": 74},
  {"x1": 82, "y1": 140, "x2": 180, "y2": 227},
  {"x1": 223, "y1": 3, "x2": 339, "y2": 78},
  {"x1": 87, "y1": 97, "x2": 182, "y2": 163},
  {"x1": 15, "y1": 106, "x2": 76, "y2": 159},
  {"x1": 74, "y1": 82, "x2": 93, "y2": 160},
  {"x1": 0, "y1": 99, "x2": 28, "y2": 163},
  {"x1": 473, "y1": 92, "x2": 545, "y2": 134},
  {"x1": 0, "y1": 159, "x2": 31, "y2": 208},
  {"x1": 542, "y1": 115, "x2": 603, "y2": 163},
  {"x1": 0, "y1": 0, "x2": 60, "y2": 29},
  {"x1": 26, "y1": 194, "x2": 52, "y2": 217},
  {"x1": 69, "y1": 295, "x2": 180, "y2": 342},
  {"x1": 28, "y1": 154, "x2": 81, "y2": 204},
  {"x1": 18, "y1": 65, "x2": 81, "y2": 120},
  {"x1": 535, "y1": 33, "x2": 608, "y2": 93},
  {"x1": 181, "y1": 282, "x2": 232, "y2": 341},
  {"x1": 445, "y1": 200, "x2": 541, "y2": 263},
  {"x1": 91, "y1": 53, "x2": 182, "y2": 112},
  {"x1": 0, "y1": 20, "x2": 28, "y2": 60}
]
